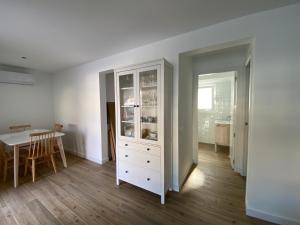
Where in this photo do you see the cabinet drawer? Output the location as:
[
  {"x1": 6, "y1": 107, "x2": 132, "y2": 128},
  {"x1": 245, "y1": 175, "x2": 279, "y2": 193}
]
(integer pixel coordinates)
[
  {"x1": 118, "y1": 148, "x2": 160, "y2": 172},
  {"x1": 118, "y1": 140, "x2": 160, "y2": 157},
  {"x1": 118, "y1": 161, "x2": 161, "y2": 194}
]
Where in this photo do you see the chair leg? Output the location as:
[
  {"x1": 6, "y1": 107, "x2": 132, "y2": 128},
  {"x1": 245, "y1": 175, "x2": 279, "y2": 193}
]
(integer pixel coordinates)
[
  {"x1": 32, "y1": 159, "x2": 36, "y2": 182},
  {"x1": 3, "y1": 160, "x2": 8, "y2": 182},
  {"x1": 24, "y1": 159, "x2": 29, "y2": 176},
  {"x1": 50, "y1": 154, "x2": 57, "y2": 174}
]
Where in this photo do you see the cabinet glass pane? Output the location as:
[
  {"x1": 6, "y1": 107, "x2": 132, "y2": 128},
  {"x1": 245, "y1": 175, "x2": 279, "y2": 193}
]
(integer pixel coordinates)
[
  {"x1": 119, "y1": 74, "x2": 135, "y2": 138},
  {"x1": 139, "y1": 69, "x2": 158, "y2": 141}
]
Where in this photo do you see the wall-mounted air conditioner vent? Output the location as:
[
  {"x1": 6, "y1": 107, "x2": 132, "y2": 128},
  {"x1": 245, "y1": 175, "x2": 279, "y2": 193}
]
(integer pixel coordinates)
[{"x1": 0, "y1": 70, "x2": 35, "y2": 85}]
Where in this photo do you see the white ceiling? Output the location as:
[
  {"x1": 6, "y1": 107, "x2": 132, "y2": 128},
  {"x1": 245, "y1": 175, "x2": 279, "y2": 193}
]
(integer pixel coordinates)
[{"x1": 0, "y1": 0, "x2": 298, "y2": 73}]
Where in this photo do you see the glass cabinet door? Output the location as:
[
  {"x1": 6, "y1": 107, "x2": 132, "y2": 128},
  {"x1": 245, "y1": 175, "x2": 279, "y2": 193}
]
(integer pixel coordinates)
[
  {"x1": 118, "y1": 71, "x2": 136, "y2": 139},
  {"x1": 138, "y1": 67, "x2": 159, "y2": 142}
]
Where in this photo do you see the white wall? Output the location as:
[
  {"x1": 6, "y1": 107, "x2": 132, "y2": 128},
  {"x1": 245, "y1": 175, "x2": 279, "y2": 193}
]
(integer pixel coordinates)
[
  {"x1": 52, "y1": 4, "x2": 300, "y2": 224},
  {"x1": 0, "y1": 69, "x2": 54, "y2": 133},
  {"x1": 178, "y1": 53, "x2": 194, "y2": 188},
  {"x1": 52, "y1": 69, "x2": 103, "y2": 163}
]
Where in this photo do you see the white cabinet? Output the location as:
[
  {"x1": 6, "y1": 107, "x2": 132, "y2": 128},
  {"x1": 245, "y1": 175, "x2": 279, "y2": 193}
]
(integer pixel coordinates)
[{"x1": 115, "y1": 59, "x2": 173, "y2": 204}]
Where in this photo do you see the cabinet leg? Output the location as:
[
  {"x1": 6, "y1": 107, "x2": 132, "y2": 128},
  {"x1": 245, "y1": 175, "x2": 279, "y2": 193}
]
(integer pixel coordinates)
[
  {"x1": 215, "y1": 143, "x2": 217, "y2": 152},
  {"x1": 116, "y1": 178, "x2": 120, "y2": 186},
  {"x1": 161, "y1": 195, "x2": 165, "y2": 204}
]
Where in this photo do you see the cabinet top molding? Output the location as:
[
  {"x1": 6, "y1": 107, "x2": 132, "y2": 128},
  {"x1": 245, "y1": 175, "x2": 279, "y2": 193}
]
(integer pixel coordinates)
[{"x1": 114, "y1": 58, "x2": 172, "y2": 73}]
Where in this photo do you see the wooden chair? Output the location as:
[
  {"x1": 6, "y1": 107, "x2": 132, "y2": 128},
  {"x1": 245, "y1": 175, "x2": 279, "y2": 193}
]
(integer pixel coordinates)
[
  {"x1": 9, "y1": 124, "x2": 32, "y2": 153},
  {"x1": 24, "y1": 131, "x2": 57, "y2": 182},
  {"x1": 9, "y1": 124, "x2": 31, "y2": 133},
  {"x1": 53, "y1": 124, "x2": 63, "y2": 161},
  {"x1": 54, "y1": 123, "x2": 63, "y2": 132},
  {"x1": 0, "y1": 142, "x2": 26, "y2": 182}
]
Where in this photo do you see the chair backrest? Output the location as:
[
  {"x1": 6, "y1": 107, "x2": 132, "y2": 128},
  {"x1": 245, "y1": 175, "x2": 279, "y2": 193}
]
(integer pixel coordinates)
[
  {"x1": 54, "y1": 123, "x2": 63, "y2": 132},
  {"x1": 28, "y1": 131, "x2": 55, "y2": 158},
  {"x1": 9, "y1": 124, "x2": 31, "y2": 133}
]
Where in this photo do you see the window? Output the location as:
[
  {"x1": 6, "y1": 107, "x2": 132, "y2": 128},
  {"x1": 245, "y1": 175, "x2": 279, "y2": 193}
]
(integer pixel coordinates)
[{"x1": 198, "y1": 87, "x2": 213, "y2": 110}]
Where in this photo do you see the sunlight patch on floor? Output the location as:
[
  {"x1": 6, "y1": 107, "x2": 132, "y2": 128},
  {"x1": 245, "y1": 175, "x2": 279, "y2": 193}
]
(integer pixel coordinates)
[{"x1": 182, "y1": 167, "x2": 206, "y2": 193}]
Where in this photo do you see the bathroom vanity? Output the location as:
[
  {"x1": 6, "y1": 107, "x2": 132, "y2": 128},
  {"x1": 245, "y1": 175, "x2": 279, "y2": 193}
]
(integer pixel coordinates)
[{"x1": 214, "y1": 120, "x2": 231, "y2": 152}]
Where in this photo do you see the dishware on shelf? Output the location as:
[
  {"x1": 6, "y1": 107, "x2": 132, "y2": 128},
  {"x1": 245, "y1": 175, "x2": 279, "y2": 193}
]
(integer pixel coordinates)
[
  {"x1": 124, "y1": 126, "x2": 134, "y2": 137},
  {"x1": 149, "y1": 131, "x2": 158, "y2": 139},
  {"x1": 142, "y1": 128, "x2": 149, "y2": 138},
  {"x1": 141, "y1": 116, "x2": 157, "y2": 123}
]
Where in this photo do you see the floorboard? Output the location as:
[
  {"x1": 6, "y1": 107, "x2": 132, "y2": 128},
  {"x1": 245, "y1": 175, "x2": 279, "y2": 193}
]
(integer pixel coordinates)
[{"x1": 0, "y1": 145, "x2": 274, "y2": 225}]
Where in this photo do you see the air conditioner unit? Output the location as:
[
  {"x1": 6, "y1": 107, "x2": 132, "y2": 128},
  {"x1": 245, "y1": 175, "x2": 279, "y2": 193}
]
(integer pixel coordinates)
[{"x1": 0, "y1": 70, "x2": 35, "y2": 85}]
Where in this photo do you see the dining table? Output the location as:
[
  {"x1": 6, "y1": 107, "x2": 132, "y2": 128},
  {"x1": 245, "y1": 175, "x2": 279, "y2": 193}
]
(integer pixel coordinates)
[{"x1": 0, "y1": 129, "x2": 67, "y2": 188}]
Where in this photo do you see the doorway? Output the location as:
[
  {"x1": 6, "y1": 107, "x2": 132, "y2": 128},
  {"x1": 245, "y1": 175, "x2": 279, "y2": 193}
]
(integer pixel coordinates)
[
  {"x1": 189, "y1": 44, "x2": 251, "y2": 176},
  {"x1": 197, "y1": 72, "x2": 236, "y2": 170},
  {"x1": 99, "y1": 70, "x2": 116, "y2": 163},
  {"x1": 178, "y1": 41, "x2": 254, "y2": 219}
]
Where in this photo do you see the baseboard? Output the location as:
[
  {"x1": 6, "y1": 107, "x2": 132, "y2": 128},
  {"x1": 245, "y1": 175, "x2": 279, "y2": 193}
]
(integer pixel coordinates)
[
  {"x1": 99, "y1": 157, "x2": 109, "y2": 164},
  {"x1": 65, "y1": 148, "x2": 108, "y2": 165},
  {"x1": 172, "y1": 184, "x2": 180, "y2": 192},
  {"x1": 246, "y1": 204, "x2": 300, "y2": 225}
]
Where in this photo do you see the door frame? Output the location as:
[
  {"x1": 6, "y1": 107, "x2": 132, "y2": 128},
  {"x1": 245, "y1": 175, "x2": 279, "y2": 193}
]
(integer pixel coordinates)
[
  {"x1": 99, "y1": 69, "x2": 114, "y2": 164},
  {"x1": 243, "y1": 53, "x2": 252, "y2": 176},
  {"x1": 230, "y1": 72, "x2": 237, "y2": 169},
  {"x1": 191, "y1": 43, "x2": 255, "y2": 178}
]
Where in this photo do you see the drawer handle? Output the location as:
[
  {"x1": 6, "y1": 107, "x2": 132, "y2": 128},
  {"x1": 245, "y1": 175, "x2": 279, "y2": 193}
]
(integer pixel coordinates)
[
  {"x1": 125, "y1": 144, "x2": 128, "y2": 146},
  {"x1": 147, "y1": 160, "x2": 150, "y2": 163},
  {"x1": 125, "y1": 170, "x2": 128, "y2": 173},
  {"x1": 125, "y1": 155, "x2": 128, "y2": 158},
  {"x1": 147, "y1": 148, "x2": 150, "y2": 151},
  {"x1": 147, "y1": 178, "x2": 151, "y2": 181}
]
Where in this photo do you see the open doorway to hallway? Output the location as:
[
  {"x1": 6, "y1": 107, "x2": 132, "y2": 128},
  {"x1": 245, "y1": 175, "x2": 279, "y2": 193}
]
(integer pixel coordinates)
[
  {"x1": 190, "y1": 44, "x2": 251, "y2": 177},
  {"x1": 179, "y1": 42, "x2": 253, "y2": 216},
  {"x1": 99, "y1": 70, "x2": 116, "y2": 163}
]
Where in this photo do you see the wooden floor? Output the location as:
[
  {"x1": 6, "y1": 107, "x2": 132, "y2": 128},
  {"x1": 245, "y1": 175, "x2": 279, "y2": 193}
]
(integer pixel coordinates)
[{"x1": 0, "y1": 145, "x2": 273, "y2": 225}]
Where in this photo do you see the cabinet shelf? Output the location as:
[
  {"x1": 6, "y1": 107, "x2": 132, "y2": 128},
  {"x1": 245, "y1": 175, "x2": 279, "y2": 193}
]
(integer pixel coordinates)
[
  {"x1": 140, "y1": 85, "x2": 157, "y2": 89},
  {"x1": 121, "y1": 105, "x2": 134, "y2": 108},
  {"x1": 141, "y1": 122, "x2": 157, "y2": 125},
  {"x1": 120, "y1": 87, "x2": 134, "y2": 90},
  {"x1": 141, "y1": 105, "x2": 157, "y2": 107},
  {"x1": 143, "y1": 137, "x2": 158, "y2": 141},
  {"x1": 121, "y1": 121, "x2": 134, "y2": 123}
]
